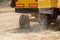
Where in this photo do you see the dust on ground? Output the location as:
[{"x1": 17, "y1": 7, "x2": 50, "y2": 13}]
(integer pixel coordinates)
[{"x1": 0, "y1": 8, "x2": 60, "y2": 40}]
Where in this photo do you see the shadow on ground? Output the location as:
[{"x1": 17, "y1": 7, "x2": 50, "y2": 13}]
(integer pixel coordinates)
[
  {"x1": 5, "y1": 24, "x2": 48, "y2": 33},
  {"x1": 5, "y1": 16, "x2": 60, "y2": 33},
  {"x1": 5, "y1": 23, "x2": 60, "y2": 33}
]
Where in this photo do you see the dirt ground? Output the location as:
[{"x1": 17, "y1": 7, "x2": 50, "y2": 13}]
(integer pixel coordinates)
[{"x1": 0, "y1": 8, "x2": 60, "y2": 40}]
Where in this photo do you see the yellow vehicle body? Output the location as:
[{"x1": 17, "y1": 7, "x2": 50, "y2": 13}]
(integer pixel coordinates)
[
  {"x1": 16, "y1": 0, "x2": 60, "y2": 8},
  {"x1": 57, "y1": 0, "x2": 60, "y2": 8}
]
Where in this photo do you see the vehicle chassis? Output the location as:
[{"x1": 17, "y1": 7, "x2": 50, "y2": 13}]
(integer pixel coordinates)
[{"x1": 15, "y1": 8, "x2": 58, "y2": 29}]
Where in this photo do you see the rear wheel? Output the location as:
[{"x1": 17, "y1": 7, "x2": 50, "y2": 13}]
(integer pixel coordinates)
[
  {"x1": 38, "y1": 14, "x2": 48, "y2": 29},
  {"x1": 46, "y1": 14, "x2": 57, "y2": 30},
  {"x1": 19, "y1": 14, "x2": 30, "y2": 29},
  {"x1": 56, "y1": 16, "x2": 60, "y2": 30}
]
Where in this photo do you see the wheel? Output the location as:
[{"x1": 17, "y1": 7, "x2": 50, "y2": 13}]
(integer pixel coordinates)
[
  {"x1": 56, "y1": 16, "x2": 60, "y2": 30},
  {"x1": 19, "y1": 14, "x2": 30, "y2": 29},
  {"x1": 46, "y1": 14, "x2": 57, "y2": 30},
  {"x1": 38, "y1": 14, "x2": 48, "y2": 29}
]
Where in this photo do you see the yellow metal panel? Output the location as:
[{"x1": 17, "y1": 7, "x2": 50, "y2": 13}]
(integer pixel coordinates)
[
  {"x1": 57, "y1": 0, "x2": 60, "y2": 8},
  {"x1": 16, "y1": 0, "x2": 37, "y2": 8},
  {"x1": 38, "y1": 0, "x2": 57, "y2": 8},
  {"x1": 16, "y1": 0, "x2": 58, "y2": 8},
  {"x1": 51, "y1": 0, "x2": 57, "y2": 8}
]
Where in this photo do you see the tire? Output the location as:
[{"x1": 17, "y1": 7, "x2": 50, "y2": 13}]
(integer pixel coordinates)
[
  {"x1": 56, "y1": 17, "x2": 60, "y2": 30},
  {"x1": 19, "y1": 14, "x2": 30, "y2": 29},
  {"x1": 38, "y1": 14, "x2": 48, "y2": 29},
  {"x1": 46, "y1": 14, "x2": 57, "y2": 30}
]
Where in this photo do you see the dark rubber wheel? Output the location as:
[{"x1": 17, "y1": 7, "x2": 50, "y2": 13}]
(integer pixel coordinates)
[
  {"x1": 38, "y1": 14, "x2": 48, "y2": 29},
  {"x1": 19, "y1": 14, "x2": 30, "y2": 29}
]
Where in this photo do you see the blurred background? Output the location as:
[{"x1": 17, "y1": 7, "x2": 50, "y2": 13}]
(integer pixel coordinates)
[{"x1": 0, "y1": 0, "x2": 10, "y2": 8}]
